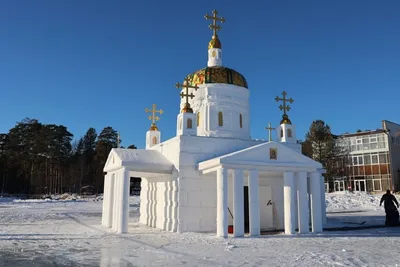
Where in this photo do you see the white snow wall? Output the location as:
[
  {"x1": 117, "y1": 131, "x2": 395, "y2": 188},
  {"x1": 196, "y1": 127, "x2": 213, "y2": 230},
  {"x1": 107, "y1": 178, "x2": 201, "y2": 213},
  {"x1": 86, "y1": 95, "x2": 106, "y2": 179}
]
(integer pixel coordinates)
[{"x1": 139, "y1": 177, "x2": 178, "y2": 232}]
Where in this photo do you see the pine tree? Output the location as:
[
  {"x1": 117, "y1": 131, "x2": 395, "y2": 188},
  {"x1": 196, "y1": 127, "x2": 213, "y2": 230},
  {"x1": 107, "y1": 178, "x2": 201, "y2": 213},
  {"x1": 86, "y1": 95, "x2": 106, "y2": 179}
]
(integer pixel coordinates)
[
  {"x1": 94, "y1": 127, "x2": 119, "y2": 192},
  {"x1": 305, "y1": 120, "x2": 334, "y2": 165}
]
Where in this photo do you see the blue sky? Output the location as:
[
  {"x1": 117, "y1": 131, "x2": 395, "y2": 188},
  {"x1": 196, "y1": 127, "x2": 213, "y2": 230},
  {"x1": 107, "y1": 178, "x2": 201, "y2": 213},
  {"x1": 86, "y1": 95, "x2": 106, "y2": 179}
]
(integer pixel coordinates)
[{"x1": 1, "y1": 0, "x2": 400, "y2": 148}]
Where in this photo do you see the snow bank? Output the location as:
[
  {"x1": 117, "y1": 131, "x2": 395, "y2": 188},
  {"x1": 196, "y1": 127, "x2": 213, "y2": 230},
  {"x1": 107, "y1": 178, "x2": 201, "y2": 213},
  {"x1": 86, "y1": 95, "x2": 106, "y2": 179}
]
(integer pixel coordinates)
[{"x1": 326, "y1": 191, "x2": 382, "y2": 212}]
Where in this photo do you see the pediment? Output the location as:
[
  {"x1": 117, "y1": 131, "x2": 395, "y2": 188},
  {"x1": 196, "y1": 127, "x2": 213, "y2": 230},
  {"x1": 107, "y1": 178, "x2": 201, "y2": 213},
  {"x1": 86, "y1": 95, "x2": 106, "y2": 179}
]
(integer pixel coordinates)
[
  {"x1": 103, "y1": 148, "x2": 174, "y2": 175},
  {"x1": 198, "y1": 141, "x2": 323, "y2": 172}
]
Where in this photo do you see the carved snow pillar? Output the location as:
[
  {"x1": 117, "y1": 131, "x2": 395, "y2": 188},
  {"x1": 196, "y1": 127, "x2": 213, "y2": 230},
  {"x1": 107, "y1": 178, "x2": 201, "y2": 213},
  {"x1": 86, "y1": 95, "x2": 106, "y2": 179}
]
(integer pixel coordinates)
[
  {"x1": 116, "y1": 168, "x2": 130, "y2": 234},
  {"x1": 320, "y1": 174, "x2": 327, "y2": 224},
  {"x1": 283, "y1": 171, "x2": 296, "y2": 234},
  {"x1": 216, "y1": 167, "x2": 228, "y2": 237},
  {"x1": 103, "y1": 173, "x2": 115, "y2": 228},
  {"x1": 296, "y1": 172, "x2": 309, "y2": 233},
  {"x1": 101, "y1": 173, "x2": 110, "y2": 227},
  {"x1": 112, "y1": 171, "x2": 121, "y2": 232},
  {"x1": 233, "y1": 169, "x2": 244, "y2": 237},
  {"x1": 310, "y1": 172, "x2": 323, "y2": 233},
  {"x1": 248, "y1": 170, "x2": 260, "y2": 236}
]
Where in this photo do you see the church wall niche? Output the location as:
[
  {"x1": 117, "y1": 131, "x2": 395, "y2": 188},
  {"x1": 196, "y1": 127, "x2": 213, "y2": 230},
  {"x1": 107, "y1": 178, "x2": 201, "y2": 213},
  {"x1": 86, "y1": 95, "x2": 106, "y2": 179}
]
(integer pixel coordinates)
[
  {"x1": 287, "y1": 129, "x2": 292, "y2": 138},
  {"x1": 187, "y1": 118, "x2": 193, "y2": 129},
  {"x1": 218, "y1": 111, "x2": 223, "y2": 126}
]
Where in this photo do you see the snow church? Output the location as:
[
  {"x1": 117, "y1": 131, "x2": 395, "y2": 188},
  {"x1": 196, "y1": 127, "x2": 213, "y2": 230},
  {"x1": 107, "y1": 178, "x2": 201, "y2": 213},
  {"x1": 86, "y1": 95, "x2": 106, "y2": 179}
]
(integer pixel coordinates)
[{"x1": 101, "y1": 10, "x2": 326, "y2": 237}]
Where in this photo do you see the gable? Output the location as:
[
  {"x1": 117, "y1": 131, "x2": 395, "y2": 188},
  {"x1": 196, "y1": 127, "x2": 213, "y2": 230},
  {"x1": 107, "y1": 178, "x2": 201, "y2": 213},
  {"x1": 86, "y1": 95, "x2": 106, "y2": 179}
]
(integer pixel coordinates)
[
  {"x1": 198, "y1": 141, "x2": 323, "y2": 172},
  {"x1": 103, "y1": 148, "x2": 174, "y2": 174}
]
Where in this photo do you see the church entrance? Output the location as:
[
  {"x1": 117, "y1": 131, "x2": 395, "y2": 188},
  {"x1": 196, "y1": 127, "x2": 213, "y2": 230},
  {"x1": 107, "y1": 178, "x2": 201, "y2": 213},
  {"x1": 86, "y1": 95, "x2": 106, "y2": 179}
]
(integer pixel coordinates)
[{"x1": 244, "y1": 186, "x2": 250, "y2": 233}]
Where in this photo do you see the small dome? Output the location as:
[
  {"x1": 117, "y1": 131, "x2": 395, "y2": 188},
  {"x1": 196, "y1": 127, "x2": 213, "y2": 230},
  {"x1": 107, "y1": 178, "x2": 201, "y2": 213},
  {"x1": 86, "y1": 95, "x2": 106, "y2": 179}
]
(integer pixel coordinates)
[
  {"x1": 184, "y1": 66, "x2": 248, "y2": 89},
  {"x1": 208, "y1": 35, "x2": 221, "y2": 49},
  {"x1": 280, "y1": 114, "x2": 292, "y2": 125}
]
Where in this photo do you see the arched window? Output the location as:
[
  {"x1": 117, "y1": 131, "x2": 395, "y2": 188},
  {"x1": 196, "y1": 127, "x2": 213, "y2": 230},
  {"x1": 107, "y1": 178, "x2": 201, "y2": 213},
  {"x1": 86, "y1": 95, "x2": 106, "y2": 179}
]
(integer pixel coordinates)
[
  {"x1": 187, "y1": 118, "x2": 193, "y2": 129},
  {"x1": 152, "y1": 136, "x2": 157, "y2": 144},
  {"x1": 197, "y1": 112, "x2": 200, "y2": 127},
  {"x1": 287, "y1": 129, "x2": 292, "y2": 138},
  {"x1": 280, "y1": 129, "x2": 283, "y2": 138},
  {"x1": 239, "y1": 114, "x2": 243, "y2": 128},
  {"x1": 218, "y1": 111, "x2": 223, "y2": 126},
  {"x1": 186, "y1": 119, "x2": 193, "y2": 129}
]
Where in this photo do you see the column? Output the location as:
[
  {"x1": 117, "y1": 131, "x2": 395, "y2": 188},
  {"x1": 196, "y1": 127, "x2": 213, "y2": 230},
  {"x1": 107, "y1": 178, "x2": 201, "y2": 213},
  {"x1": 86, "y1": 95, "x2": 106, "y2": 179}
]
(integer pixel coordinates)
[
  {"x1": 310, "y1": 172, "x2": 323, "y2": 233},
  {"x1": 117, "y1": 168, "x2": 130, "y2": 234},
  {"x1": 283, "y1": 171, "x2": 296, "y2": 234},
  {"x1": 112, "y1": 172, "x2": 120, "y2": 232},
  {"x1": 296, "y1": 172, "x2": 309, "y2": 233},
  {"x1": 233, "y1": 169, "x2": 244, "y2": 237},
  {"x1": 101, "y1": 173, "x2": 110, "y2": 227},
  {"x1": 248, "y1": 170, "x2": 260, "y2": 236},
  {"x1": 320, "y1": 175, "x2": 327, "y2": 224},
  {"x1": 216, "y1": 167, "x2": 228, "y2": 237},
  {"x1": 106, "y1": 174, "x2": 115, "y2": 228}
]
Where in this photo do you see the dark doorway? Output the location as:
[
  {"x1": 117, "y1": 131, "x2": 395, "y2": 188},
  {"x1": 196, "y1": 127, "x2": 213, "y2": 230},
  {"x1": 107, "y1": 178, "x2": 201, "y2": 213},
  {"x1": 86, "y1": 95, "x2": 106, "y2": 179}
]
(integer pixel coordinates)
[
  {"x1": 244, "y1": 186, "x2": 249, "y2": 233},
  {"x1": 130, "y1": 177, "x2": 141, "y2": 196}
]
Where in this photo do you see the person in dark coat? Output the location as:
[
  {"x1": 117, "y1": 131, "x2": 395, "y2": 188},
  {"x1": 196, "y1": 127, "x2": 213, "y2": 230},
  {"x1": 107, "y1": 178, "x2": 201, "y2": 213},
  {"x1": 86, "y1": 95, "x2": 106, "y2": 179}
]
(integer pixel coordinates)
[{"x1": 380, "y1": 190, "x2": 399, "y2": 226}]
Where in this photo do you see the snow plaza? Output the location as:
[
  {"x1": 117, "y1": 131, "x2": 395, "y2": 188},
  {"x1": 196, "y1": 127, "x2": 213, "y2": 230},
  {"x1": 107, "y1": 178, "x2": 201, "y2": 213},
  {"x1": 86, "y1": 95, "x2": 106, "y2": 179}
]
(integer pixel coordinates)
[{"x1": 1, "y1": 8, "x2": 400, "y2": 267}]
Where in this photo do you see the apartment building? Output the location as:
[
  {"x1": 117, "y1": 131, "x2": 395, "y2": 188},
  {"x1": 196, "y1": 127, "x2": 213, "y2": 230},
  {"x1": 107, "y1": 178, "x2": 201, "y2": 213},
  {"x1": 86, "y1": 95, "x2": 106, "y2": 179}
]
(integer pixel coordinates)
[{"x1": 332, "y1": 120, "x2": 400, "y2": 193}]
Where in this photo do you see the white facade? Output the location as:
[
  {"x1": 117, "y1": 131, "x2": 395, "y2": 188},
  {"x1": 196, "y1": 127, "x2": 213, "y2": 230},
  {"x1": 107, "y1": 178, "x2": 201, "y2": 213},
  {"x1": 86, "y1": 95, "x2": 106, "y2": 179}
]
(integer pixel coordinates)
[
  {"x1": 101, "y1": 11, "x2": 325, "y2": 237},
  {"x1": 102, "y1": 134, "x2": 325, "y2": 237}
]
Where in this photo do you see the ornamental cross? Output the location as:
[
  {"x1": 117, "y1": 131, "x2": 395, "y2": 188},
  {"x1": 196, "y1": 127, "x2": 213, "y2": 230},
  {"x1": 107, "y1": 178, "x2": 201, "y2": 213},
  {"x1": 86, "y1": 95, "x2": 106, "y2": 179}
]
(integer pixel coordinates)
[
  {"x1": 275, "y1": 91, "x2": 294, "y2": 115},
  {"x1": 204, "y1": 9, "x2": 225, "y2": 36},
  {"x1": 145, "y1": 104, "x2": 164, "y2": 124},
  {"x1": 265, "y1": 122, "x2": 275, "y2": 142},
  {"x1": 175, "y1": 78, "x2": 199, "y2": 106}
]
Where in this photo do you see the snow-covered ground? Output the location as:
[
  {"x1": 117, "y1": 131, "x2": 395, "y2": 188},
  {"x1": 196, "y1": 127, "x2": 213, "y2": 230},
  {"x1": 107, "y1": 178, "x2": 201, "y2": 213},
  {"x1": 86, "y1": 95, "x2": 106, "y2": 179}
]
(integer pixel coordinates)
[{"x1": 0, "y1": 192, "x2": 399, "y2": 267}]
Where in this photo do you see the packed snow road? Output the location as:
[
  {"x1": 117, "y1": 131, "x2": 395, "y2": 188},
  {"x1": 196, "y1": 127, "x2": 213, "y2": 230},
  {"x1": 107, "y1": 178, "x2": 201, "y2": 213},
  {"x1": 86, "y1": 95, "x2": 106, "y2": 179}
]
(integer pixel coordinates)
[{"x1": 0, "y1": 195, "x2": 399, "y2": 267}]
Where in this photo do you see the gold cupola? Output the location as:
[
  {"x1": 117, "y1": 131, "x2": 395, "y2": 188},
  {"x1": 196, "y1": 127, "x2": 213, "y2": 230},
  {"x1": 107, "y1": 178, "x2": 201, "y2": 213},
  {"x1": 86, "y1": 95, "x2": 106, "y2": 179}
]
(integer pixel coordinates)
[{"x1": 208, "y1": 34, "x2": 222, "y2": 50}]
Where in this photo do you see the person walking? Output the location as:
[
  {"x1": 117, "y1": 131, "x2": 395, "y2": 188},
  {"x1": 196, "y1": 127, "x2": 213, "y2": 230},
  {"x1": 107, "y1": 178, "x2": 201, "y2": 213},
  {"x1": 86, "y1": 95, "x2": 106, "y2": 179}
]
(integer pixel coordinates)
[{"x1": 380, "y1": 190, "x2": 399, "y2": 226}]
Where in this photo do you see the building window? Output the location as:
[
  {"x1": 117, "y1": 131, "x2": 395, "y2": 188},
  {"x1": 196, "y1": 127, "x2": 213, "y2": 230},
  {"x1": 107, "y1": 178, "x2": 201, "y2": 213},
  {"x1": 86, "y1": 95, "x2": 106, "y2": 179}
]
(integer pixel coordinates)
[
  {"x1": 152, "y1": 136, "x2": 157, "y2": 144},
  {"x1": 352, "y1": 155, "x2": 363, "y2": 166},
  {"x1": 364, "y1": 154, "x2": 371, "y2": 165},
  {"x1": 371, "y1": 154, "x2": 378, "y2": 164},
  {"x1": 287, "y1": 129, "x2": 292, "y2": 138},
  {"x1": 218, "y1": 111, "x2": 223, "y2": 126},
  {"x1": 379, "y1": 153, "x2": 387, "y2": 164},
  {"x1": 280, "y1": 129, "x2": 283, "y2": 138},
  {"x1": 187, "y1": 118, "x2": 193, "y2": 129},
  {"x1": 197, "y1": 112, "x2": 200, "y2": 127},
  {"x1": 239, "y1": 114, "x2": 243, "y2": 128}
]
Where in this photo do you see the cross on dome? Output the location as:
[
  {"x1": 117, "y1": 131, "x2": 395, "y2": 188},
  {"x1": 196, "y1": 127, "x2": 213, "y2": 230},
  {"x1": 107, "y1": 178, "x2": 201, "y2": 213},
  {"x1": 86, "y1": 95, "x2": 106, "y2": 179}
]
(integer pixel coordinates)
[
  {"x1": 145, "y1": 104, "x2": 164, "y2": 131},
  {"x1": 175, "y1": 78, "x2": 199, "y2": 113},
  {"x1": 275, "y1": 91, "x2": 294, "y2": 125},
  {"x1": 205, "y1": 9, "x2": 225, "y2": 50}
]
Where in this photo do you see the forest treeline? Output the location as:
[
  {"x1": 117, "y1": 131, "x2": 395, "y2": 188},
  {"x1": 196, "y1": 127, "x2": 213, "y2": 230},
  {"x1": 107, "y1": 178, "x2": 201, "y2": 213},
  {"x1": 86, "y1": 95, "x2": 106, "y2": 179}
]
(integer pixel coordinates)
[
  {"x1": 0, "y1": 118, "x2": 346, "y2": 195},
  {"x1": 0, "y1": 118, "x2": 136, "y2": 195}
]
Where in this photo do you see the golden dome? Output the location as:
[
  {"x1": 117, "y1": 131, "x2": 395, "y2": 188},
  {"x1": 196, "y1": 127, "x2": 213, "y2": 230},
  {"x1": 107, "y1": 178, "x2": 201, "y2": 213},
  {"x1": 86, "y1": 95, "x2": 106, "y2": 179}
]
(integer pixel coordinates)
[
  {"x1": 181, "y1": 103, "x2": 193, "y2": 113},
  {"x1": 149, "y1": 123, "x2": 158, "y2": 131},
  {"x1": 184, "y1": 66, "x2": 248, "y2": 89},
  {"x1": 280, "y1": 114, "x2": 292, "y2": 125},
  {"x1": 208, "y1": 35, "x2": 221, "y2": 49}
]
